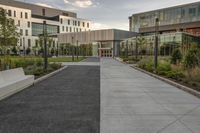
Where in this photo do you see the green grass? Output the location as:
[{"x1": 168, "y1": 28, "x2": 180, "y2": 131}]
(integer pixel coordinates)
[
  {"x1": 48, "y1": 57, "x2": 85, "y2": 62},
  {"x1": 0, "y1": 56, "x2": 86, "y2": 62}
]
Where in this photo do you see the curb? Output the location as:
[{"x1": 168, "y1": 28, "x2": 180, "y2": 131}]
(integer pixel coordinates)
[
  {"x1": 132, "y1": 66, "x2": 200, "y2": 99},
  {"x1": 34, "y1": 66, "x2": 68, "y2": 84}
]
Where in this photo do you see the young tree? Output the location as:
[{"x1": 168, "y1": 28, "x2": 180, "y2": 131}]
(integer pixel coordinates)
[
  {"x1": 0, "y1": 8, "x2": 20, "y2": 55},
  {"x1": 171, "y1": 48, "x2": 182, "y2": 65}
]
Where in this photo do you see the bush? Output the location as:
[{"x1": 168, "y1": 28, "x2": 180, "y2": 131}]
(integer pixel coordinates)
[
  {"x1": 138, "y1": 57, "x2": 154, "y2": 72},
  {"x1": 184, "y1": 47, "x2": 200, "y2": 68},
  {"x1": 171, "y1": 49, "x2": 182, "y2": 64},
  {"x1": 166, "y1": 71, "x2": 185, "y2": 80},
  {"x1": 157, "y1": 60, "x2": 171, "y2": 72}
]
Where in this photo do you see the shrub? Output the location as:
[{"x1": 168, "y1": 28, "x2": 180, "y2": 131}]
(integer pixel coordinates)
[
  {"x1": 157, "y1": 60, "x2": 171, "y2": 72},
  {"x1": 184, "y1": 47, "x2": 200, "y2": 68},
  {"x1": 166, "y1": 71, "x2": 185, "y2": 80},
  {"x1": 171, "y1": 49, "x2": 182, "y2": 64},
  {"x1": 138, "y1": 57, "x2": 154, "y2": 72}
]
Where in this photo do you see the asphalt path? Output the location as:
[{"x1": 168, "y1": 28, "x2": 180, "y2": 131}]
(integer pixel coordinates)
[{"x1": 0, "y1": 65, "x2": 100, "y2": 133}]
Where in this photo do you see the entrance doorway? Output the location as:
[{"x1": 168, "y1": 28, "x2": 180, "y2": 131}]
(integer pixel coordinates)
[{"x1": 99, "y1": 49, "x2": 112, "y2": 57}]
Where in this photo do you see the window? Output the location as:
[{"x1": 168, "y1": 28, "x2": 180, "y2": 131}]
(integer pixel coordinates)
[
  {"x1": 87, "y1": 23, "x2": 89, "y2": 28},
  {"x1": 66, "y1": 27, "x2": 68, "y2": 32},
  {"x1": 78, "y1": 21, "x2": 80, "y2": 26},
  {"x1": 74, "y1": 28, "x2": 75, "y2": 32},
  {"x1": 8, "y1": 10, "x2": 12, "y2": 16},
  {"x1": 189, "y1": 8, "x2": 196, "y2": 16},
  {"x1": 18, "y1": 20, "x2": 20, "y2": 26},
  {"x1": 68, "y1": 20, "x2": 70, "y2": 25},
  {"x1": 28, "y1": 39, "x2": 31, "y2": 47},
  {"x1": 70, "y1": 27, "x2": 72, "y2": 32},
  {"x1": 42, "y1": 9, "x2": 45, "y2": 16},
  {"x1": 62, "y1": 26, "x2": 64, "y2": 31},
  {"x1": 20, "y1": 12, "x2": 23, "y2": 18},
  {"x1": 14, "y1": 11, "x2": 16, "y2": 17},
  {"x1": 60, "y1": 18, "x2": 63, "y2": 24},
  {"x1": 20, "y1": 29, "x2": 23, "y2": 35},
  {"x1": 25, "y1": 12, "x2": 28, "y2": 19},
  {"x1": 83, "y1": 22, "x2": 85, "y2": 27},
  {"x1": 35, "y1": 40, "x2": 38, "y2": 47},
  {"x1": 27, "y1": 21, "x2": 30, "y2": 28},
  {"x1": 20, "y1": 38, "x2": 22, "y2": 46},
  {"x1": 25, "y1": 30, "x2": 28, "y2": 36},
  {"x1": 198, "y1": 6, "x2": 200, "y2": 15},
  {"x1": 75, "y1": 21, "x2": 77, "y2": 26}
]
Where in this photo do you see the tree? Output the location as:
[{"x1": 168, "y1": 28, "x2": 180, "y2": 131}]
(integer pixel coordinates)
[
  {"x1": 184, "y1": 46, "x2": 200, "y2": 69},
  {"x1": 136, "y1": 36, "x2": 147, "y2": 57},
  {"x1": 26, "y1": 47, "x2": 31, "y2": 55},
  {"x1": 0, "y1": 8, "x2": 20, "y2": 55},
  {"x1": 11, "y1": 46, "x2": 17, "y2": 55},
  {"x1": 171, "y1": 48, "x2": 182, "y2": 65}
]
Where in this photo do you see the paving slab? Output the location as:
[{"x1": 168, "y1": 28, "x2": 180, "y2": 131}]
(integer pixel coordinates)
[{"x1": 100, "y1": 58, "x2": 200, "y2": 133}]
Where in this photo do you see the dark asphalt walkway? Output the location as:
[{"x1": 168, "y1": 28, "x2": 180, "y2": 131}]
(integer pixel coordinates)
[{"x1": 0, "y1": 66, "x2": 100, "y2": 133}]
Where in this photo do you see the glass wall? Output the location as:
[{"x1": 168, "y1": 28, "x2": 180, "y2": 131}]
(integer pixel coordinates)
[
  {"x1": 120, "y1": 32, "x2": 200, "y2": 57},
  {"x1": 32, "y1": 23, "x2": 59, "y2": 36},
  {"x1": 130, "y1": 3, "x2": 200, "y2": 32}
]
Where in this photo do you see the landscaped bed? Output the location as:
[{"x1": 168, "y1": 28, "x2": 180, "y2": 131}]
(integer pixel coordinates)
[
  {"x1": 120, "y1": 46, "x2": 200, "y2": 92},
  {"x1": 0, "y1": 56, "x2": 86, "y2": 78}
]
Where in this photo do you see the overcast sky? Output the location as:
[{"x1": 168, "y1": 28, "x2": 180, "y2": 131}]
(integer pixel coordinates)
[{"x1": 17, "y1": 0, "x2": 200, "y2": 30}]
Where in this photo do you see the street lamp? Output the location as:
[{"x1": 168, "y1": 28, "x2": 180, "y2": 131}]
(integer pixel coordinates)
[
  {"x1": 71, "y1": 36, "x2": 75, "y2": 61},
  {"x1": 154, "y1": 17, "x2": 159, "y2": 72},
  {"x1": 43, "y1": 21, "x2": 48, "y2": 71},
  {"x1": 76, "y1": 40, "x2": 79, "y2": 60}
]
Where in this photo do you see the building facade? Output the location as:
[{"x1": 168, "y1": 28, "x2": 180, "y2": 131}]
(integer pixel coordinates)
[
  {"x1": 58, "y1": 29, "x2": 136, "y2": 57},
  {"x1": 0, "y1": 0, "x2": 91, "y2": 55},
  {"x1": 120, "y1": 32, "x2": 200, "y2": 57},
  {"x1": 129, "y1": 1, "x2": 200, "y2": 35}
]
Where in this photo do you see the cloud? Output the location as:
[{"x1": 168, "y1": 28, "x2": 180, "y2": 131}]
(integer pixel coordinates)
[
  {"x1": 63, "y1": 0, "x2": 93, "y2": 8},
  {"x1": 36, "y1": 3, "x2": 53, "y2": 8},
  {"x1": 92, "y1": 22, "x2": 112, "y2": 30}
]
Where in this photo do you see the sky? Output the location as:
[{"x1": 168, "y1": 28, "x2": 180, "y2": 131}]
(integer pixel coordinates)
[{"x1": 17, "y1": 0, "x2": 200, "y2": 30}]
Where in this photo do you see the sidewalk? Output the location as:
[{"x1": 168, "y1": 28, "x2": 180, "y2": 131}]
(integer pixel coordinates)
[{"x1": 100, "y1": 58, "x2": 200, "y2": 133}]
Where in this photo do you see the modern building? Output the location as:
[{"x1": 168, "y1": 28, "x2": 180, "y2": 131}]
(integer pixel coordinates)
[
  {"x1": 129, "y1": 1, "x2": 200, "y2": 35},
  {"x1": 0, "y1": 0, "x2": 91, "y2": 55},
  {"x1": 58, "y1": 29, "x2": 136, "y2": 57},
  {"x1": 120, "y1": 32, "x2": 200, "y2": 57}
]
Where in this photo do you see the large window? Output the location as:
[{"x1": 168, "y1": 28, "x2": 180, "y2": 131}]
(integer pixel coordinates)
[{"x1": 32, "y1": 23, "x2": 59, "y2": 36}]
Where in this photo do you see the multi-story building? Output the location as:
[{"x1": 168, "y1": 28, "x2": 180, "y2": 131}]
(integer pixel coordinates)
[
  {"x1": 126, "y1": 1, "x2": 200, "y2": 57},
  {"x1": 129, "y1": 1, "x2": 200, "y2": 35},
  {"x1": 0, "y1": 0, "x2": 91, "y2": 54}
]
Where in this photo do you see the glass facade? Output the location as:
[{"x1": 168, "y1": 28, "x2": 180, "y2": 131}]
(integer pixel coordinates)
[
  {"x1": 130, "y1": 2, "x2": 200, "y2": 32},
  {"x1": 120, "y1": 32, "x2": 200, "y2": 57},
  {"x1": 32, "y1": 23, "x2": 59, "y2": 36}
]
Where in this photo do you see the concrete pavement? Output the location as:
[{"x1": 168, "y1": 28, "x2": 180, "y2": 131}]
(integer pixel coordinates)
[{"x1": 100, "y1": 58, "x2": 200, "y2": 133}]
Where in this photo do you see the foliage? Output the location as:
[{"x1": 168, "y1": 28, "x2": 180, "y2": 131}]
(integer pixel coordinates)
[
  {"x1": 138, "y1": 57, "x2": 154, "y2": 72},
  {"x1": 171, "y1": 48, "x2": 182, "y2": 64},
  {"x1": 184, "y1": 46, "x2": 200, "y2": 69},
  {"x1": 0, "y1": 8, "x2": 20, "y2": 54}
]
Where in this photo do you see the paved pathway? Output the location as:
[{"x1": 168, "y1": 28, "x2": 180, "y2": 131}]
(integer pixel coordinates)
[
  {"x1": 0, "y1": 65, "x2": 100, "y2": 133},
  {"x1": 0, "y1": 57, "x2": 200, "y2": 133},
  {"x1": 101, "y1": 58, "x2": 200, "y2": 133}
]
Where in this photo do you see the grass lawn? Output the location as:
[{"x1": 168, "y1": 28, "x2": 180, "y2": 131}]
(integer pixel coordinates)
[{"x1": 48, "y1": 57, "x2": 86, "y2": 62}]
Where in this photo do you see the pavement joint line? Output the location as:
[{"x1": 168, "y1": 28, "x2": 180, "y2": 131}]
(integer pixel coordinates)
[{"x1": 156, "y1": 104, "x2": 200, "y2": 133}]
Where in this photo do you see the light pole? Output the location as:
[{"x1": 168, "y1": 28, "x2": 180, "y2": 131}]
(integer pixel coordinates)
[
  {"x1": 135, "y1": 35, "x2": 138, "y2": 60},
  {"x1": 154, "y1": 17, "x2": 159, "y2": 72},
  {"x1": 23, "y1": 37, "x2": 25, "y2": 56},
  {"x1": 71, "y1": 36, "x2": 74, "y2": 61},
  {"x1": 76, "y1": 40, "x2": 79, "y2": 60},
  {"x1": 43, "y1": 20, "x2": 48, "y2": 71}
]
